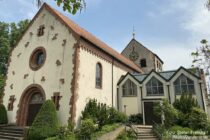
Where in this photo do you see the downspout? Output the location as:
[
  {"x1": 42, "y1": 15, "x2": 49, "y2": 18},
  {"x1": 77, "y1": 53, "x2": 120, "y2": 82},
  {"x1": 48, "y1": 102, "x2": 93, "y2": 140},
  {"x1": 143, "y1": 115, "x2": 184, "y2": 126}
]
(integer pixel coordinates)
[
  {"x1": 167, "y1": 85, "x2": 171, "y2": 104},
  {"x1": 199, "y1": 82, "x2": 206, "y2": 112},
  {"x1": 140, "y1": 86, "x2": 145, "y2": 125},
  {"x1": 117, "y1": 87, "x2": 119, "y2": 110},
  {"x1": 111, "y1": 58, "x2": 114, "y2": 107}
]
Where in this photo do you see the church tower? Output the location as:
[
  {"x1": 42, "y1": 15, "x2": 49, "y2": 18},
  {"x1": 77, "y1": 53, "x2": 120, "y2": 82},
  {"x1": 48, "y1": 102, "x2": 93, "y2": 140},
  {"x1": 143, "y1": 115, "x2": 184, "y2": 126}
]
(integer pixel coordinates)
[{"x1": 121, "y1": 38, "x2": 164, "y2": 73}]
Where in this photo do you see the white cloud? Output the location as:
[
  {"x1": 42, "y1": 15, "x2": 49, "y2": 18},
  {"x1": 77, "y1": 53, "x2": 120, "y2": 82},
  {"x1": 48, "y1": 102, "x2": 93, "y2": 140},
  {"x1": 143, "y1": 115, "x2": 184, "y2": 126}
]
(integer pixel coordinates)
[
  {"x1": 152, "y1": 43, "x2": 194, "y2": 70},
  {"x1": 145, "y1": 0, "x2": 210, "y2": 70},
  {"x1": 182, "y1": 1, "x2": 210, "y2": 37}
]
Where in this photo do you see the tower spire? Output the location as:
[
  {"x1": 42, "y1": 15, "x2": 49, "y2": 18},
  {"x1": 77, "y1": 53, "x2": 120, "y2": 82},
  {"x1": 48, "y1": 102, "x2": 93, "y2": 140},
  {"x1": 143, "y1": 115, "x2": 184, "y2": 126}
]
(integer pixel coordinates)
[{"x1": 132, "y1": 26, "x2": 135, "y2": 39}]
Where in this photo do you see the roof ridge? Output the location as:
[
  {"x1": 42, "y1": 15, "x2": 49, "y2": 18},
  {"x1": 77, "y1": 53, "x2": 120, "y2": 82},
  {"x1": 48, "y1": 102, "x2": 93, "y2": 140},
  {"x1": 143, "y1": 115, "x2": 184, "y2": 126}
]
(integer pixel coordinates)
[{"x1": 43, "y1": 3, "x2": 144, "y2": 73}]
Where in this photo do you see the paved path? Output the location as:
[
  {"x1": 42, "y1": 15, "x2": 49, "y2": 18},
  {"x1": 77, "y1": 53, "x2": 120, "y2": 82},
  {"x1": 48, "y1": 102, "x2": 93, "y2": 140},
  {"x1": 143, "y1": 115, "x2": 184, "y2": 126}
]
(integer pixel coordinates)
[{"x1": 97, "y1": 125, "x2": 125, "y2": 140}]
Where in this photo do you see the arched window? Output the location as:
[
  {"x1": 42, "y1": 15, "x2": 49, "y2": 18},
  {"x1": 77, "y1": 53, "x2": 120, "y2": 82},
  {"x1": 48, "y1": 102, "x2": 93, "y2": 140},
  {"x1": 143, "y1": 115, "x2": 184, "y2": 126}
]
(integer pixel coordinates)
[
  {"x1": 174, "y1": 74, "x2": 195, "y2": 95},
  {"x1": 140, "y1": 59, "x2": 147, "y2": 68},
  {"x1": 96, "y1": 63, "x2": 102, "y2": 88},
  {"x1": 122, "y1": 79, "x2": 137, "y2": 96},
  {"x1": 146, "y1": 77, "x2": 164, "y2": 96}
]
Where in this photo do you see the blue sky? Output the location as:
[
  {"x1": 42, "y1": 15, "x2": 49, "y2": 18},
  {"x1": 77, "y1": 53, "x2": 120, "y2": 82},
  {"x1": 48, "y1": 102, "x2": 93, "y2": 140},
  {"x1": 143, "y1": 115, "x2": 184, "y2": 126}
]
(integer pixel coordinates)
[{"x1": 0, "y1": 0, "x2": 210, "y2": 70}]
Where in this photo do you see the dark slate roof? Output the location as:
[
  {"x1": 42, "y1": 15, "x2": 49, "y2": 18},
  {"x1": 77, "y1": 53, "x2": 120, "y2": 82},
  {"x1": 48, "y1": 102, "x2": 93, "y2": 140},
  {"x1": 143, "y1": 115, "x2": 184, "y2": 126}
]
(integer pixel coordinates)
[
  {"x1": 132, "y1": 74, "x2": 147, "y2": 82},
  {"x1": 159, "y1": 70, "x2": 176, "y2": 80},
  {"x1": 131, "y1": 68, "x2": 201, "y2": 82}
]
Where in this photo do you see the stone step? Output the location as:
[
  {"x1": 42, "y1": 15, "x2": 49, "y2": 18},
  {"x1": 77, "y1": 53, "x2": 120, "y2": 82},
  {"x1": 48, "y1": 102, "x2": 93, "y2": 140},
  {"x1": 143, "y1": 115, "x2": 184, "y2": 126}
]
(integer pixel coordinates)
[
  {"x1": 138, "y1": 135, "x2": 158, "y2": 139},
  {"x1": 131, "y1": 125, "x2": 158, "y2": 140},
  {"x1": 138, "y1": 138, "x2": 158, "y2": 140},
  {"x1": 0, "y1": 126, "x2": 24, "y2": 140},
  {"x1": 0, "y1": 129, "x2": 23, "y2": 134},
  {"x1": 0, "y1": 131, "x2": 23, "y2": 137},
  {"x1": 136, "y1": 125, "x2": 153, "y2": 129},
  {"x1": 0, "y1": 135, "x2": 23, "y2": 140},
  {"x1": 1, "y1": 127, "x2": 24, "y2": 131},
  {"x1": 137, "y1": 133, "x2": 156, "y2": 137},
  {"x1": 138, "y1": 130, "x2": 153, "y2": 133}
]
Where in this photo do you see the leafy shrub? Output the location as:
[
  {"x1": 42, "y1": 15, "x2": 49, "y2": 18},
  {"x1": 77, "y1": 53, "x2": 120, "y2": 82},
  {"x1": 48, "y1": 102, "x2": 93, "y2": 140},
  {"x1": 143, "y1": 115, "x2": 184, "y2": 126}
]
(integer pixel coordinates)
[
  {"x1": 173, "y1": 93, "x2": 199, "y2": 114},
  {"x1": 107, "y1": 107, "x2": 118, "y2": 124},
  {"x1": 116, "y1": 131, "x2": 127, "y2": 140},
  {"x1": 28, "y1": 100, "x2": 60, "y2": 140},
  {"x1": 108, "y1": 107, "x2": 127, "y2": 124},
  {"x1": 188, "y1": 107, "x2": 208, "y2": 130},
  {"x1": 128, "y1": 113, "x2": 143, "y2": 124},
  {"x1": 97, "y1": 103, "x2": 109, "y2": 128},
  {"x1": 81, "y1": 99, "x2": 98, "y2": 122},
  {"x1": 176, "y1": 111, "x2": 190, "y2": 127},
  {"x1": 116, "y1": 129, "x2": 137, "y2": 140},
  {"x1": 153, "y1": 124, "x2": 169, "y2": 140},
  {"x1": 0, "y1": 104, "x2": 8, "y2": 124},
  {"x1": 45, "y1": 133, "x2": 76, "y2": 140},
  {"x1": 77, "y1": 118, "x2": 96, "y2": 140},
  {"x1": 82, "y1": 99, "x2": 108, "y2": 128},
  {"x1": 67, "y1": 120, "x2": 74, "y2": 132},
  {"x1": 0, "y1": 75, "x2": 4, "y2": 101},
  {"x1": 206, "y1": 121, "x2": 210, "y2": 135},
  {"x1": 82, "y1": 99, "x2": 127, "y2": 129},
  {"x1": 154, "y1": 99, "x2": 178, "y2": 128},
  {"x1": 169, "y1": 125, "x2": 192, "y2": 134}
]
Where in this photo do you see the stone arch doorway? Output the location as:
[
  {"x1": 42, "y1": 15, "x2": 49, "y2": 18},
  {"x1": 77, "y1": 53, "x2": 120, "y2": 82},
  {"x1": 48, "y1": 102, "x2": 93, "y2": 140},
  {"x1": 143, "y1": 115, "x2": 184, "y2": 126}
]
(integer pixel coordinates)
[{"x1": 16, "y1": 84, "x2": 45, "y2": 126}]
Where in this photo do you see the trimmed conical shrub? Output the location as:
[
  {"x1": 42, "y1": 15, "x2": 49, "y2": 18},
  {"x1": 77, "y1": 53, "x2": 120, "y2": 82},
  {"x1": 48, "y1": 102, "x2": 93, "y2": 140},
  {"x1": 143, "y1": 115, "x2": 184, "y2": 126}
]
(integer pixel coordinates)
[
  {"x1": 28, "y1": 100, "x2": 60, "y2": 140},
  {"x1": 0, "y1": 104, "x2": 8, "y2": 124}
]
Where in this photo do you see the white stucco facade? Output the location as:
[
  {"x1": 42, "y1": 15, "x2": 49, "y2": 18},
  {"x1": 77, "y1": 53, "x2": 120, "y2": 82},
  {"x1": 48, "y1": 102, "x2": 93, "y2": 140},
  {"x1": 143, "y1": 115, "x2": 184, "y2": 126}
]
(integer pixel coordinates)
[
  {"x1": 3, "y1": 8, "x2": 77, "y2": 125},
  {"x1": 3, "y1": 4, "x2": 141, "y2": 127},
  {"x1": 75, "y1": 44, "x2": 127, "y2": 125}
]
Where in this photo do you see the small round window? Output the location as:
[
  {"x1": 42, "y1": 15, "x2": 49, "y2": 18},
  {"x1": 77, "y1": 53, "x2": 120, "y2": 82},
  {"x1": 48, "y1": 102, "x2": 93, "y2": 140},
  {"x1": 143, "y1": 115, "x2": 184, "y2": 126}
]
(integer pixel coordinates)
[{"x1": 29, "y1": 47, "x2": 46, "y2": 71}]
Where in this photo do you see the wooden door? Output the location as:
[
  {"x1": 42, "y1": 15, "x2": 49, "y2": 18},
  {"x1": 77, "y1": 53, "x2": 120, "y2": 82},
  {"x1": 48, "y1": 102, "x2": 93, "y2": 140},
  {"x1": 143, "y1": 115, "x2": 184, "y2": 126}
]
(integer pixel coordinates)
[
  {"x1": 144, "y1": 102, "x2": 161, "y2": 125},
  {"x1": 27, "y1": 103, "x2": 42, "y2": 126}
]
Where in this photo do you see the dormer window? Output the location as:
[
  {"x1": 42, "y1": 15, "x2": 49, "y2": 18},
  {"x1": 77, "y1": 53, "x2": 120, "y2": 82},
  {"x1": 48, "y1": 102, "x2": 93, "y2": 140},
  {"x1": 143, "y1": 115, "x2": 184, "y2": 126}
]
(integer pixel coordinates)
[
  {"x1": 146, "y1": 77, "x2": 164, "y2": 96},
  {"x1": 174, "y1": 74, "x2": 195, "y2": 95},
  {"x1": 140, "y1": 59, "x2": 147, "y2": 68},
  {"x1": 122, "y1": 79, "x2": 137, "y2": 97},
  {"x1": 37, "y1": 25, "x2": 45, "y2": 36}
]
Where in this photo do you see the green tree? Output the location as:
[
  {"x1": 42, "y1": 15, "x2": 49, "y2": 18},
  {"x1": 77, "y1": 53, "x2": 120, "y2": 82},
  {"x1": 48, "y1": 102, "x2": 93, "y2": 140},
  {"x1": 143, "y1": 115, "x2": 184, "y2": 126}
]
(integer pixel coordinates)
[
  {"x1": 188, "y1": 107, "x2": 208, "y2": 130},
  {"x1": 173, "y1": 93, "x2": 199, "y2": 114},
  {"x1": 191, "y1": 39, "x2": 210, "y2": 90},
  {"x1": 191, "y1": 39, "x2": 210, "y2": 75},
  {"x1": 10, "y1": 19, "x2": 30, "y2": 48},
  {"x1": 0, "y1": 104, "x2": 8, "y2": 124},
  {"x1": 208, "y1": 0, "x2": 210, "y2": 9},
  {"x1": 154, "y1": 99, "x2": 178, "y2": 128},
  {"x1": 37, "y1": 0, "x2": 85, "y2": 14},
  {"x1": 0, "y1": 75, "x2": 4, "y2": 101},
  {"x1": 78, "y1": 118, "x2": 96, "y2": 140},
  {"x1": 0, "y1": 22, "x2": 10, "y2": 75},
  {"x1": 0, "y1": 20, "x2": 29, "y2": 101},
  {"x1": 173, "y1": 93, "x2": 201, "y2": 127},
  {"x1": 28, "y1": 100, "x2": 60, "y2": 140}
]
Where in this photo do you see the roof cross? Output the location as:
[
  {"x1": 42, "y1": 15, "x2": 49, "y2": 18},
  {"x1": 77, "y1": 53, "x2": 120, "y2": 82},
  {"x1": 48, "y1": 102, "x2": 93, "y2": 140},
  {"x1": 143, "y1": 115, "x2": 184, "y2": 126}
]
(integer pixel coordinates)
[{"x1": 132, "y1": 26, "x2": 136, "y2": 39}]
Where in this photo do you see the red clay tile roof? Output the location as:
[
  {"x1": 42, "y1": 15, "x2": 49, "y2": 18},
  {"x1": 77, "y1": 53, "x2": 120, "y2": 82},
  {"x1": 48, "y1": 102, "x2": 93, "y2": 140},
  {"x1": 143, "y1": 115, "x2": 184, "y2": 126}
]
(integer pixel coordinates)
[{"x1": 43, "y1": 3, "x2": 143, "y2": 73}]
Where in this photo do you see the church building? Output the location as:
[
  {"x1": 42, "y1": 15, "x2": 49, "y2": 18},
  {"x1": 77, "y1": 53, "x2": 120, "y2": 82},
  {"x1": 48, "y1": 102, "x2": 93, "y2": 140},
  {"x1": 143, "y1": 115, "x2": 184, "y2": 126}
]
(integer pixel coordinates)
[{"x1": 2, "y1": 3, "x2": 208, "y2": 127}]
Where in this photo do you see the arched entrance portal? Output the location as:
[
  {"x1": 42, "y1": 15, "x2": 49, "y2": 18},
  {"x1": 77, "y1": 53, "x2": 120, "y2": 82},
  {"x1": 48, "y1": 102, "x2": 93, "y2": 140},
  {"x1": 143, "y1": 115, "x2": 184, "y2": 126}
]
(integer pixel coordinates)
[{"x1": 16, "y1": 84, "x2": 45, "y2": 126}]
